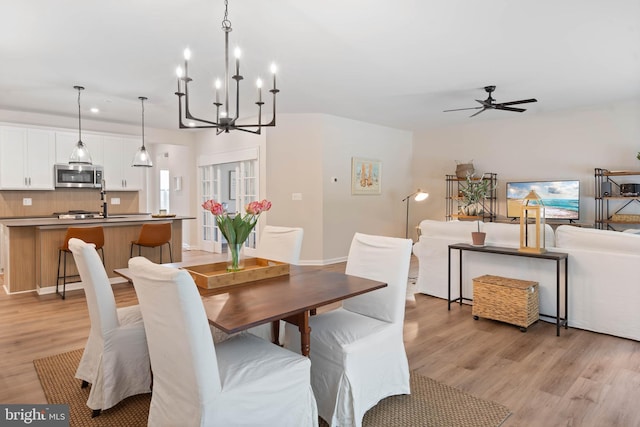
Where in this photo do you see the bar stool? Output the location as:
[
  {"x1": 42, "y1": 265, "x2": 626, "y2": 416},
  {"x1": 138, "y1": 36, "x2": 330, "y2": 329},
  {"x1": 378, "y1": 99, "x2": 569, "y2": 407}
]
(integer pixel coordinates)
[
  {"x1": 130, "y1": 222, "x2": 173, "y2": 263},
  {"x1": 57, "y1": 226, "x2": 105, "y2": 300}
]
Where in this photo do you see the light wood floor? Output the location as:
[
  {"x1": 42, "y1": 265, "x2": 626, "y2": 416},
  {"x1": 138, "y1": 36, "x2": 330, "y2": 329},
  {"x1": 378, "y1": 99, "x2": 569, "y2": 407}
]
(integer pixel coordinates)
[{"x1": 1, "y1": 251, "x2": 639, "y2": 426}]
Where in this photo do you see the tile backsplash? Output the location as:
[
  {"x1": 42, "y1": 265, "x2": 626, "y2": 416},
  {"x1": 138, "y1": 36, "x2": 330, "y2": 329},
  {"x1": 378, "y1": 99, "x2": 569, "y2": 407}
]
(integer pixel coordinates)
[{"x1": 0, "y1": 189, "x2": 139, "y2": 217}]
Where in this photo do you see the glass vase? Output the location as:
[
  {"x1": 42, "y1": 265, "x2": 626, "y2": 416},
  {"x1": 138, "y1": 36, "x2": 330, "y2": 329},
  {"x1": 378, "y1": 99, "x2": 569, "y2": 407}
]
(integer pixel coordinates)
[{"x1": 227, "y1": 243, "x2": 245, "y2": 272}]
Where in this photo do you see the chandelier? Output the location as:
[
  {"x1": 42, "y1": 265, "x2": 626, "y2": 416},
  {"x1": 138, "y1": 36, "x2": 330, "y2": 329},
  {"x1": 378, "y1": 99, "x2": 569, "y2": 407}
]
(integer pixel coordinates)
[{"x1": 175, "y1": 0, "x2": 279, "y2": 135}]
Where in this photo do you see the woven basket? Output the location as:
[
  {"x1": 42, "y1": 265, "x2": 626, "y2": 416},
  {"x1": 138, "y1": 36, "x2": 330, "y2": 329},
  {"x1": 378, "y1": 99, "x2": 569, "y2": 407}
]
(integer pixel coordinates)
[
  {"x1": 455, "y1": 163, "x2": 475, "y2": 179},
  {"x1": 611, "y1": 214, "x2": 640, "y2": 222},
  {"x1": 472, "y1": 275, "x2": 539, "y2": 330}
]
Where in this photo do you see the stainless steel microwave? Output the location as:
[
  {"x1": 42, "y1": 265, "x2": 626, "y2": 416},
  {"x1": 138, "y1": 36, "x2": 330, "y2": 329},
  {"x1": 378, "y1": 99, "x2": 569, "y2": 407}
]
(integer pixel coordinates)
[{"x1": 54, "y1": 164, "x2": 103, "y2": 189}]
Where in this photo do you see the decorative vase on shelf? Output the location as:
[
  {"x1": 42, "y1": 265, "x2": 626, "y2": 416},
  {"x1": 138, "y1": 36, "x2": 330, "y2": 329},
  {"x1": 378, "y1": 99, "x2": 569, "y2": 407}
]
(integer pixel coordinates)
[{"x1": 227, "y1": 242, "x2": 245, "y2": 272}]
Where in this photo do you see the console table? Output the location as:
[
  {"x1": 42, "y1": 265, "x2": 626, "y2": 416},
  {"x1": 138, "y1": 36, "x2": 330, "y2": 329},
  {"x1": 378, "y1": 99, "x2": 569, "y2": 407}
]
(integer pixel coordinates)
[{"x1": 447, "y1": 243, "x2": 569, "y2": 336}]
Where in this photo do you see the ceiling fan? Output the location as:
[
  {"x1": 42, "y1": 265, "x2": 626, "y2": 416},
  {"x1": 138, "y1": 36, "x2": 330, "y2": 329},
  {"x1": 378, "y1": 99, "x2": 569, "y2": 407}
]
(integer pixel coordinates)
[{"x1": 443, "y1": 85, "x2": 537, "y2": 117}]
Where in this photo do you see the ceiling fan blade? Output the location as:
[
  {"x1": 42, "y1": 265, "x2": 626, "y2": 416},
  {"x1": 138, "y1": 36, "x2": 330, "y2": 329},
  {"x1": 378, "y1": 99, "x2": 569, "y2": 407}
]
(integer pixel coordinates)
[
  {"x1": 499, "y1": 98, "x2": 537, "y2": 106},
  {"x1": 469, "y1": 108, "x2": 487, "y2": 118},
  {"x1": 494, "y1": 105, "x2": 526, "y2": 113},
  {"x1": 443, "y1": 106, "x2": 483, "y2": 112}
]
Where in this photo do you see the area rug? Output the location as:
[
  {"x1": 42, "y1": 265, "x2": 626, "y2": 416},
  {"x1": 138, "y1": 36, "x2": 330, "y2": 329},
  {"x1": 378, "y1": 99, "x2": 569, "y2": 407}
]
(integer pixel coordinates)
[{"x1": 34, "y1": 349, "x2": 511, "y2": 427}]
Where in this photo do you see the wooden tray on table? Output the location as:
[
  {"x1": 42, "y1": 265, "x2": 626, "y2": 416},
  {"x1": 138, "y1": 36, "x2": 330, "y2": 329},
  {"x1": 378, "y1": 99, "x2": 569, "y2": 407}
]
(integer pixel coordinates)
[{"x1": 184, "y1": 258, "x2": 290, "y2": 291}]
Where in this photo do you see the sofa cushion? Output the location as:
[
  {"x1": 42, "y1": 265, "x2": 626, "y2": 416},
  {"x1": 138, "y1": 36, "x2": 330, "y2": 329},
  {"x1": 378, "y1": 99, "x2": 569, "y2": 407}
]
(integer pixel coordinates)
[
  {"x1": 556, "y1": 225, "x2": 640, "y2": 254},
  {"x1": 481, "y1": 222, "x2": 556, "y2": 247},
  {"x1": 418, "y1": 219, "x2": 480, "y2": 239}
]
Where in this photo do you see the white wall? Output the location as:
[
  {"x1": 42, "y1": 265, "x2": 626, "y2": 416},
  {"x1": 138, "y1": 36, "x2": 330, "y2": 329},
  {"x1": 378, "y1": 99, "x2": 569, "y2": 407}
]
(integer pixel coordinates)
[
  {"x1": 410, "y1": 100, "x2": 640, "y2": 226},
  {"x1": 266, "y1": 114, "x2": 413, "y2": 263},
  {"x1": 322, "y1": 115, "x2": 413, "y2": 259},
  {"x1": 265, "y1": 114, "x2": 325, "y2": 261}
]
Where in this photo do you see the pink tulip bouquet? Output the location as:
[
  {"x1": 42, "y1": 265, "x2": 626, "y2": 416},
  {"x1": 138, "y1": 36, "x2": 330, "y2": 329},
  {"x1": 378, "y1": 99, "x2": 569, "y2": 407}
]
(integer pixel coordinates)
[{"x1": 202, "y1": 199, "x2": 272, "y2": 271}]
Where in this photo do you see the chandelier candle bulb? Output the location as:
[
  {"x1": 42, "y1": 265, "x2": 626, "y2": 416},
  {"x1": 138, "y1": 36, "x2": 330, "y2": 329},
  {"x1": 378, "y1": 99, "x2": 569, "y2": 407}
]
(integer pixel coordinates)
[
  {"x1": 271, "y1": 63, "x2": 277, "y2": 90},
  {"x1": 183, "y1": 48, "x2": 191, "y2": 78},
  {"x1": 176, "y1": 67, "x2": 183, "y2": 93},
  {"x1": 215, "y1": 79, "x2": 221, "y2": 103},
  {"x1": 257, "y1": 78, "x2": 262, "y2": 102},
  {"x1": 234, "y1": 47, "x2": 241, "y2": 76}
]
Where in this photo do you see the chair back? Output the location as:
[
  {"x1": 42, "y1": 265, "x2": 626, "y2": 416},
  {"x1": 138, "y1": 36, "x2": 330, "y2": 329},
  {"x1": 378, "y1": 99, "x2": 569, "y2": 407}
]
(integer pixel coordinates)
[
  {"x1": 63, "y1": 226, "x2": 104, "y2": 250},
  {"x1": 342, "y1": 233, "x2": 412, "y2": 324},
  {"x1": 68, "y1": 238, "x2": 118, "y2": 336},
  {"x1": 128, "y1": 257, "x2": 221, "y2": 422},
  {"x1": 136, "y1": 223, "x2": 172, "y2": 247},
  {"x1": 255, "y1": 225, "x2": 304, "y2": 264}
]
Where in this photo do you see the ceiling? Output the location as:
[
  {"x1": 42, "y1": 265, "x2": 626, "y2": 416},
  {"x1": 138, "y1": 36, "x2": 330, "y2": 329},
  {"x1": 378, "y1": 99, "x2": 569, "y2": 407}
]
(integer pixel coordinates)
[{"x1": 1, "y1": 0, "x2": 639, "y2": 132}]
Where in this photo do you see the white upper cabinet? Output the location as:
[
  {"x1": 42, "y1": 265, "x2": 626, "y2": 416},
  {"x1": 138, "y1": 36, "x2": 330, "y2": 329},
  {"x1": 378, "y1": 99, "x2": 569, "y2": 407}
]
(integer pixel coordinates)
[
  {"x1": 102, "y1": 136, "x2": 143, "y2": 191},
  {"x1": 55, "y1": 131, "x2": 103, "y2": 166},
  {"x1": 0, "y1": 127, "x2": 55, "y2": 190}
]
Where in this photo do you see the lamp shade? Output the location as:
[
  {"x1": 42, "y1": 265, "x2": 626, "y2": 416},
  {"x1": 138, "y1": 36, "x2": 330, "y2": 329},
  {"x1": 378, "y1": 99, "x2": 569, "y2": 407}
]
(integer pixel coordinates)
[
  {"x1": 414, "y1": 191, "x2": 429, "y2": 202},
  {"x1": 69, "y1": 141, "x2": 92, "y2": 164},
  {"x1": 132, "y1": 146, "x2": 152, "y2": 167}
]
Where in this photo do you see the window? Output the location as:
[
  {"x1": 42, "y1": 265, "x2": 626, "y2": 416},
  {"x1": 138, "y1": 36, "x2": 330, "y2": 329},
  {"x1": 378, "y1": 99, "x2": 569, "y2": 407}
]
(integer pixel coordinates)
[{"x1": 159, "y1": 169, "x2": 170, "y2": 212}]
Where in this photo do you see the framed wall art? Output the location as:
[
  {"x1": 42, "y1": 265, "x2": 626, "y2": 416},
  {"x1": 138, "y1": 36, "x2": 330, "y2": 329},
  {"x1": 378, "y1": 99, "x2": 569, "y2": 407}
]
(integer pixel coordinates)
[{"x1": 351, "y1": 157, "x2": 382, "y2": 195}]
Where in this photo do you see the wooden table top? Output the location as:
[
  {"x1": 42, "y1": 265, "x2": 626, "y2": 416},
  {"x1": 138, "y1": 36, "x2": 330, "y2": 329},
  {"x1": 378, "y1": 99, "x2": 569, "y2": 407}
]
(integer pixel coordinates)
[{"x1": 201, "y1": 270, "x2": 386, "y2": 333}]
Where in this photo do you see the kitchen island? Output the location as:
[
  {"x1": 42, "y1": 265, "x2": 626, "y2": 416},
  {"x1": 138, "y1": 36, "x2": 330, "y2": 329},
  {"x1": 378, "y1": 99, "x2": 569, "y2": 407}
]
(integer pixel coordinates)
[{"x1": 1, "y1": 215, "x2": 195, "y2": 294}]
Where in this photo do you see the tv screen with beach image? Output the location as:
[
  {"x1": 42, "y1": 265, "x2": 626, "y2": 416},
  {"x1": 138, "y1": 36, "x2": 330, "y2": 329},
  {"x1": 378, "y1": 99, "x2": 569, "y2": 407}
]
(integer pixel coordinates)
[{"x1": 506, "y1": 180, "x2": 580, "y2": 220}]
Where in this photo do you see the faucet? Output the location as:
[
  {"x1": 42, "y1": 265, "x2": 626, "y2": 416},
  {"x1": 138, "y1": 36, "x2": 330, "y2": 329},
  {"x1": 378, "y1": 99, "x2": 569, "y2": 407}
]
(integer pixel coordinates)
[{"x1": 100, "y1": 179, "x2": 108, "y2": 218}]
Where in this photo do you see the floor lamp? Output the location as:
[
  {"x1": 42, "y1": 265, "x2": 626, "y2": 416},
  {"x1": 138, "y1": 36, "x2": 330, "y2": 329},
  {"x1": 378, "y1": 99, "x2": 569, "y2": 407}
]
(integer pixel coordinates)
[{"x1": 403, "y1": 189, "x2": 429, "y2": 239}]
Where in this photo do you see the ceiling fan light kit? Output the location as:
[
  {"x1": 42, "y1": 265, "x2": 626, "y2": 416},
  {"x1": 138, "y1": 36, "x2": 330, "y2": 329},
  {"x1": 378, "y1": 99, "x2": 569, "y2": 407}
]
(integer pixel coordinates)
[{"x1": 444, "y1": 85, "x2": 537, "y2": 118}]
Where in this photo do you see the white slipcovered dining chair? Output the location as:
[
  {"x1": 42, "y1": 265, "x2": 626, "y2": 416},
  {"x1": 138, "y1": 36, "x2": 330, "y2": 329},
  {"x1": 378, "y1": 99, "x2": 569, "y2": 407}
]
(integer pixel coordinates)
[
  {"x1": 284, "y1": 232, "x2": 413, "y2": 427},
  {"x1": 249, "y1": 225, "x2": 304, "y2": 344},
  {"x1": 127, "y1": 256, "x2": 318, "y2": 427},
  {"x1": 68, "y1": 238, "x2": 151, "y2": 417},
  {"x1": 255, "y1": 225, "x2": 304, "y2": 264}
]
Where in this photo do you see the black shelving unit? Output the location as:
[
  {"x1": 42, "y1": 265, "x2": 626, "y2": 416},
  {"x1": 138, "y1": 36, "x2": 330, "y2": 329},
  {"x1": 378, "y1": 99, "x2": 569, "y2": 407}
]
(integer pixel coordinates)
[
  {"x1": 594, "y1": 168, "x2": 640, "y2": 230},
  {"x1": 446, "y1": 173, "x2": 497, "y2": 222}
]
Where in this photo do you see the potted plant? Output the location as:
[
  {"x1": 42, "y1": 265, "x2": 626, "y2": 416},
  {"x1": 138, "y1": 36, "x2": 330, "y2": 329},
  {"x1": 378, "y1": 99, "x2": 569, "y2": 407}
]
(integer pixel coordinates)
[
  {"x1": 471, "y1": 220, "x2": 486, "y2": 246},
  {"x1": 459, "y1": 172, "x2": 496, "y2": 217}
]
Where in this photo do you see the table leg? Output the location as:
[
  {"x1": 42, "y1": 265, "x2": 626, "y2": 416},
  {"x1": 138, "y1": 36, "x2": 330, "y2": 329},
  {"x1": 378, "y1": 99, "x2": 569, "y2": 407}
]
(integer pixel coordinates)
[
  {"x1": 283, "y1": 311, "x2": 312, "y2": 357},
  {"x1": 448, "y1": 247, "x2": 452, "y2": 310},
  {"x1": 564, "y1": 258, "x2": 569, "y2": 330},
  {"x1": 458, "y1": 249, "x2": 463, "y2": 306},
  {"x1": 298, "y1": 312, "x2": 311, "y2": 357},
  {"x1": 556, "y1": 260, "x2": 561, "y2": 337},
  {"x1": 271, "y1": 320, "x2": 280, "y2": 345}
]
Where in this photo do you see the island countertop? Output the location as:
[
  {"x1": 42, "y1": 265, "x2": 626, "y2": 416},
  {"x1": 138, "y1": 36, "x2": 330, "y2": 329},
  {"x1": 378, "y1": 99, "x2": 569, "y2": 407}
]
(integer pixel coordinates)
[
  {"x1": 1, "y1": 215, "x2": 195, "y2": 294},
  {"x1": 0, "y1": 214, "x2": 195, "y2": 228}
]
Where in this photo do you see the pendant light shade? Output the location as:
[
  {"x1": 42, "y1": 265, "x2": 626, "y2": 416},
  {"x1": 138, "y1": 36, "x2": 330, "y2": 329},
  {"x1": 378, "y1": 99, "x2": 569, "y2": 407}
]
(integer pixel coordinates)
[
  {"x1": 132, "y1": 96, "x2": 153, "y2": 167},
  {"x1": 69, "y1": 85, "x2": 92, "y2": 164}
]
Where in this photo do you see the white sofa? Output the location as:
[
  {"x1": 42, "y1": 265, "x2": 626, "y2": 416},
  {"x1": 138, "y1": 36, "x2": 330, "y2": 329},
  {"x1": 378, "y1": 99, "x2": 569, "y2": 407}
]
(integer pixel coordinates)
[
  {"x1": 555, "y1": 225, "x2": 640, "y2": 341},
  {"x1": 413, "y1": 220, "x2": 640, "y2": 341},
  {"x1": 412, "y1": 220, "x2": 558, "y2": 321}
]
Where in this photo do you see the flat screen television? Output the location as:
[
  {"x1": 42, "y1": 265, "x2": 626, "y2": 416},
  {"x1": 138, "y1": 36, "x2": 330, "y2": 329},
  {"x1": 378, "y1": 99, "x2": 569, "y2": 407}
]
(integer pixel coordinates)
[{"x1": 506, "y1": 180, "x2": 580, "y2": 220}]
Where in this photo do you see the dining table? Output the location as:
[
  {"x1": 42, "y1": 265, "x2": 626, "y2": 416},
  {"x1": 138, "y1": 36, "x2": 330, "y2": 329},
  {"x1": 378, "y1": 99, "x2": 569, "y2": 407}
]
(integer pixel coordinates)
[
  {"x1": 115, "y1": 265, "x2": 386, "y2": 356},
  {"x1": 204, "y1": 268, "x2": 386, "y2": 356}
]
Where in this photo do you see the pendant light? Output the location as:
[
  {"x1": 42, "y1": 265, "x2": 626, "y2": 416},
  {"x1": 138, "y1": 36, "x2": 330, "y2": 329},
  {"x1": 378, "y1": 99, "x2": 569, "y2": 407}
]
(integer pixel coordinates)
[
  {"x1": 132, "y1": 96, "x2": 153, "y2": 167},
  {"x1": 69, "y1": 85, "x2": 92, "y2": 164}
]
